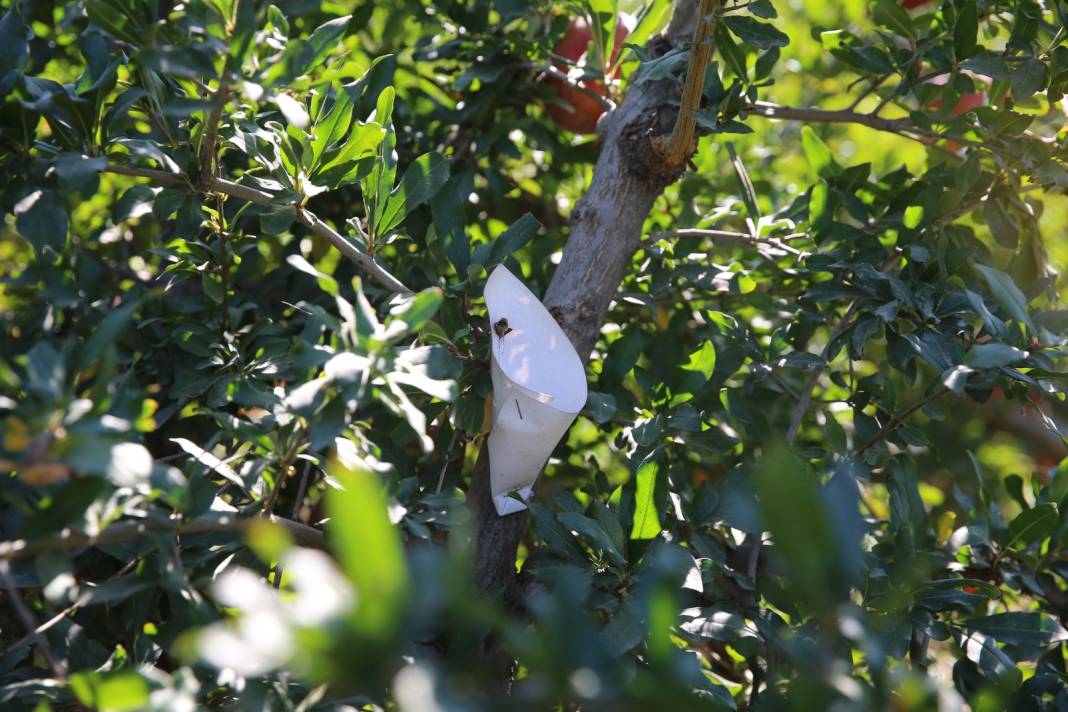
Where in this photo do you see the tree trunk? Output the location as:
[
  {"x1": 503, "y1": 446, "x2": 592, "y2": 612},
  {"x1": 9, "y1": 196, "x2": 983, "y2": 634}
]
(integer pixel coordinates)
[{"x1": 469, "y1": 0, "x2": 702, "y2": 613}]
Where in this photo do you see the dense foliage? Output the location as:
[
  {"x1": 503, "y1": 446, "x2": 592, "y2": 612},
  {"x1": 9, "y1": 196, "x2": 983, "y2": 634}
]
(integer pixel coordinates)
[{"x1": 3, "y1": 0, "x2": 1068, "y2": 708}]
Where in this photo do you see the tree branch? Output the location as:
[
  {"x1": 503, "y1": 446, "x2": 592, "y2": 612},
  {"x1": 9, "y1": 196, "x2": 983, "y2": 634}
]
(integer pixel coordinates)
[
  {"x1": 101, "y1": 165, "x2": 412, "y2": 293},
  {"x1": 0, "y1": 514, "x2": 326, "y2": 562},
  {"x1": 744, "y1": 100, "x2": 980, "y2": 147},
  {"x1": 855, "y1": 387, "x2": 950, "y2": 455},
  {"x1": 198, "y1": 81, "x2": 231, "y2": 189},
  {"x1": 521, "y1": 61, "x2": 615, "y2": 112},
  {"x1": 650, "y1": 227, "x2": 805, "y2": 256},
  {"x1": 663, "y1": 0, "x2": 720, "y2": 166}
]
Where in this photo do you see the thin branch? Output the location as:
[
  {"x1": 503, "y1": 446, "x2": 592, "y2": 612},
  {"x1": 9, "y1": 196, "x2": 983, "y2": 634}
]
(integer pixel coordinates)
[
  {"x1": 663, "y1": 0, "x2": 721, "y2": 166},
  {"x1": 295, "y1": 209, "x2": 411, "y2": 293},
  {"x1": 0, "y1": 561, "x2": 67, "y2": 678},
  {"x1": 650, "y1": 227, "x2": 804, "y2": 256},
  {"x1": 855, "y1": 387, "x2": 950, "y2": 455},
  {"x1": 436, "y1": 428, "x2": 461, "y2": 494},
  {"x1": 198, "y1": 81, "x2": 232, "y2": 189},
  {"x1": 208, "y1": 176, "x2": 275, "y2": 204},
  {"x1": 0, "y1": 514, "x2": 326, "y2": 562},
  {"x1": 104, "y1": 164, "x2": 189, "y2": 187},
  {"x1": 846, "y1": 74, "x2": 890, "y2": 111},
  {"x1": 744, "y1": 100, "x2": 980, "y2": 147},
  {"x1": 521, "y1": 61, "x2": 615, "y2": 112},
  {"x1": 101, "y1": 165, "x2": 413, "y2": 294},
  {"x1": 291, "y1": 459, "x2": 314, "y2": 520}
]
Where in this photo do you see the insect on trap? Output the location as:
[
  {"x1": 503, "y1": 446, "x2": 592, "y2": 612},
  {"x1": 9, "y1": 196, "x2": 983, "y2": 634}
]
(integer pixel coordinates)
[{"x1": 484, "y1": 266, "x2": 588, "y2": 515}]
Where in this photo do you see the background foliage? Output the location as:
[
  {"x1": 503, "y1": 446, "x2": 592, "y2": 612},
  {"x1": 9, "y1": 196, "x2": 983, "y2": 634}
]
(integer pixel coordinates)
[{"x1": 3, "y1": 0, "x2": 1068, "y2": 709}]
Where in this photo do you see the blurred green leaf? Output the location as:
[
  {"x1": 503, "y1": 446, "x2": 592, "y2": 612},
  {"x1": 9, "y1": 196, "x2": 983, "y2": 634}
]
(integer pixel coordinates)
[{"x1": 326, "y1": 458, "x2": 409, "y2": 638}]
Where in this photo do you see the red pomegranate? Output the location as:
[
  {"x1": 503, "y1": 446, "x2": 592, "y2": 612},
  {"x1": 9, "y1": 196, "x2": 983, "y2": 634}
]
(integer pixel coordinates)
[{"x1": 544, "y1": 17, "x2": 629, "y2": 134}]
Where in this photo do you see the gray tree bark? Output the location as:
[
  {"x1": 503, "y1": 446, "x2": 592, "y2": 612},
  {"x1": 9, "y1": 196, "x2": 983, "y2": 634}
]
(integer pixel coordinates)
[{"x1": 468, "y1": 0, "x2": 702, "y2": 611}]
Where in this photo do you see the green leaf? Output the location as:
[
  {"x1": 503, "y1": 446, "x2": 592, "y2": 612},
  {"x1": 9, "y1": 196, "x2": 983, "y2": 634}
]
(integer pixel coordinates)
[
  {"x1": 375, "y1": 152, "x2": 449, "y2": 237},
  {"x1": 430, "y1": 175, "x2": 471, "y2": 274},
  {"x1": 0, "y1": 4, "x2": 30, "y2": 83},
  {"x1": 713, "y1": 22, "x2": 748, "y2": 78},
  {"x1": 808, "y1": 180, "x2": 831, "y2": 227},
  {"x1": 558, "y1": 511, "x2": 626, "y2": 566},
  {"x1": 70, "y1": 671, "x2": 150, "y2": 712},
  {"x1": 309, "y1": 58, "x2": 389, "y2": 168},
  {"x1": 726, "y1": 142, "x2": 759, "y2": 222},
  {"x1": 316, "y1": 120, "x2": 387, "y2": 186},
  {"x1": 723, "y1": 16, "x2": 789, "y2": 49},
  {"x1": 586, "y1": 0, "x2": 620, "y2": 71},
  {"x1": 963, "y1": 612, "x2": 1064, "y2": 649},
  {"x1": 528, "y1": 501, "x2": 586, "y2": 560},
  {"x1": 170, "y1": 438, "x2": 247, "y2": 491},
  {"x1": 14, "y1": 189, "x2": 68, "y2": 254},
  {"x1": 54, "y1": 153, "x2": 108, "y2": 191},
  {"x1": 326, "y1": 458, "x2": 409, "y2": 638},
  {"x1": 227, "y1": 0, "x2": 256, "y2": 64},
  {"x1": 954, "y1": 0, "x2": 979, "y2": 60},
  {"x1": 85, "y1": 0, "x2": 150, "y2": 46},
  {"x1": 926, "y1": 577, "x2": 1002, "y2": 600},
  {"x1": 632, "y1": 46, "x2": 689, "y2": 85},
  {"x1": 290, "y1": 15, "x2": 351, "y2": 78},
  {"x1": 965, "y1": 343, "x2": 1028, "y2": 369},
  {"x1": 873, "y1": 0, "x2": 915, "y2": 41},
  {"x1": 961, "y1": 51, "x2": 1010, "y2": 81},
  {"x1": 267, "y1": 5, "x2": 288, "y2": 34},
  {"x1": 386, "y1": 288, "x2": 443, "y2": 336},
  {"x1": 626, "y1": 0, "x2": 673, "y2": 55},
  {"x1": 79, "y1": 298, "x2": 141, "y2": 371},
  {"x1": 287, "y1": 254, "x2": 339, "y2": 297},
  {"x1": 1010, "y1": 57, "x2": 1049, "y2": 101},
  {"x1": 310, "y1": 81, "x2": 359, "y2": 163},
  {"x1": 983, "y1": 193, "x2": 1020, "y2": 249},
  {"x1": 1004, "y1": 503, "x2": 1058, "y2": 550},
  {"x1": 903, "y1": 204, "x2": 924, "y2": 230},
  {"x1": 975, "y1": 264, "x2": 1036, "y2": 333},
  {"x1": 682, "y1": 340, "x2": 717, "y2": 380},
  {"x1": 481, "y1": 213, "x2": 542, "y2": 268},
  {"x1": 754, "y1": 444, "x2": 844, "y2": 612},
  {"x1": 584, "y1": 391, "x2": 617, "y2": 424},
  {"x1": 630, "y1": 452, "x2": 662, "y2": 540},
  {"x1": 801, "y1": 126, "x2": 839, "y2": 178}
]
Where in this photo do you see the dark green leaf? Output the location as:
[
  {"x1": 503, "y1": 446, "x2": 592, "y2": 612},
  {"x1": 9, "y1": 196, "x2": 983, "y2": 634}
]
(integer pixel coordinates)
[
  {"x1": 976, "y1": 265, "x2": 1036, "y2": 333},
  {"x1": 954, "y1": 0, "x2": 979, "y2": 60},
  {"x1": 1010, "y1": 58, "x2": 1049, "y2": 101},
  {"x1": 481, "y1": 213, "x2": 542, "y2": 268},
  {"x1": 963, "y1": 612, "x2": 1063, "y2": 649},
  {"x1": 1004, "y1": 503, "x2": 1058, "y2": 550},
  {"x1": 375, "y1": 152, "x2": 449, "y2": 237},
  {"x1": 723, "y1": 16, "x2": 789, "y2": 49},
  {"x1": 14, "y1": 189, "x2": 68, "y2": 254},
  {"x1": 965, "y1": 343, "x2": 1028, "y2": 369}
]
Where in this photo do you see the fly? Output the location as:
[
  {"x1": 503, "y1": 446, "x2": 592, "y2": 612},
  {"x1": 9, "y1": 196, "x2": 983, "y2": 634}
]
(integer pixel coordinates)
[{"x1": 493, "y1": 318, "x2": 513, "y2": 339}]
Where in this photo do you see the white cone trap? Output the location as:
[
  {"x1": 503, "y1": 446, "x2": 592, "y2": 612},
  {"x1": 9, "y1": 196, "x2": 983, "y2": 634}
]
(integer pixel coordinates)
[{"x1": 485, "y1": 266, "x2": 587, "y2": 515}]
